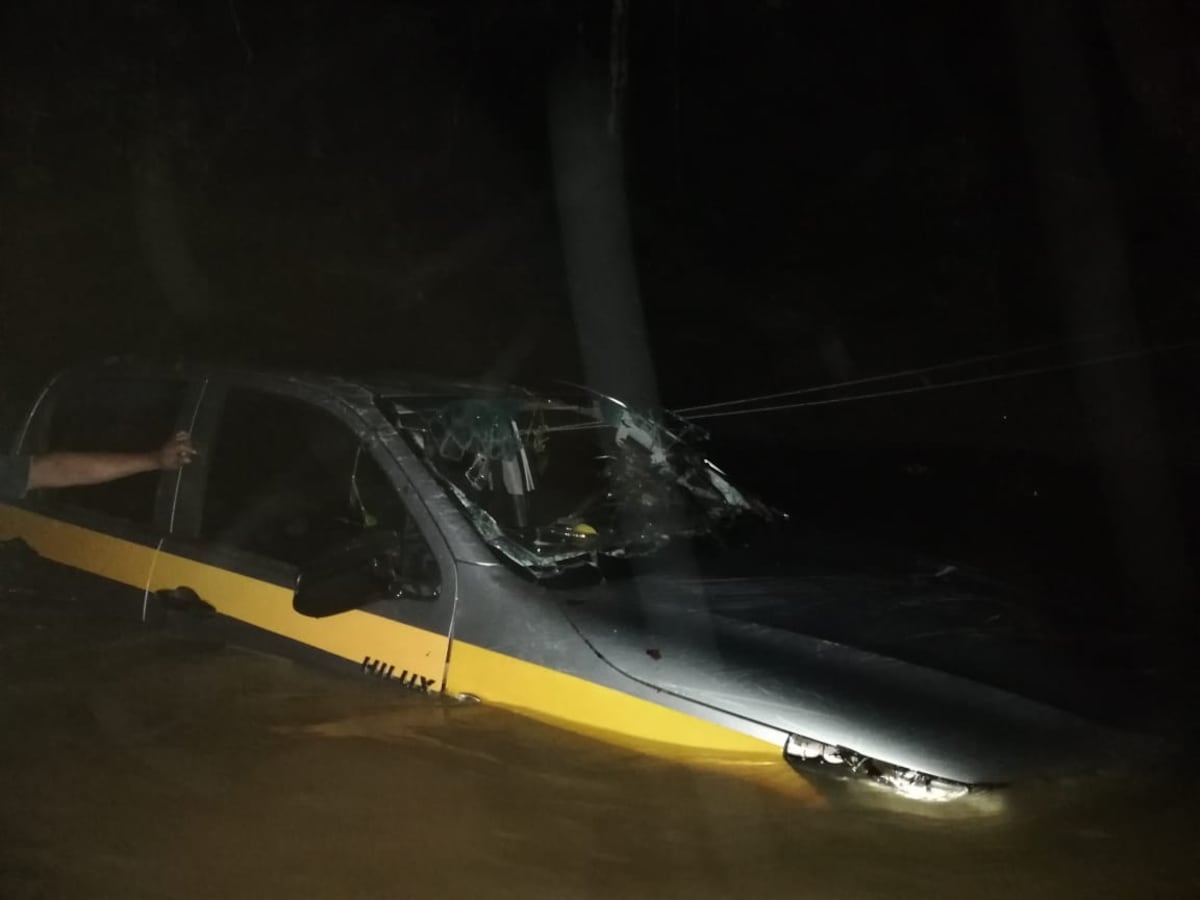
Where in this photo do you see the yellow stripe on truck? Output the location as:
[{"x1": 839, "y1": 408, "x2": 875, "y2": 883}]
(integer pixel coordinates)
[
  {"x1": 444, "y1": 641, "x2": 820, "y2": 802},
  {"x1": 445, "y1": 640, "x2": 779, "y2": 758},
  {"x1": 2, "y1": 504, "x2": 815, "y2": 800},
  {"x1": 0, "y1": 505, "x2": 155, "y2": 589},
  {"x1": 147, "y1": 551, "x2": 448, "y2": 691},
  {"x1": 0, "y1": 506, "x2": 447, "y2": 692}
]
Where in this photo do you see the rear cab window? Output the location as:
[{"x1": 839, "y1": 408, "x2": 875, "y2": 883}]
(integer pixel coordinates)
[{"x1": 24, "y1": 375, "x2": 189, "y2": 530}]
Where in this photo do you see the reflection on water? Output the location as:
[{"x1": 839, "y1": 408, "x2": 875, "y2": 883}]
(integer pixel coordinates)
[{"x1": 1, "y1": 598, "x2": 1196, "y2": 900}]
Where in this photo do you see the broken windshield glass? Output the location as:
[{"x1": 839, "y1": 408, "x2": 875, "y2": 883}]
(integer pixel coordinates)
[{"x1": 378, "y1": 389, "x2": 774, "y2": 577}]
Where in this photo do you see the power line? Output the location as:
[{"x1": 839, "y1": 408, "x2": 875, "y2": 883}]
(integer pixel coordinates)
[
  {"x1": 674, "y1": 332, "x2": 1107, "y2": 415},
  {"x1": 679, "y1": 339, "x2": 1200, "y2": 421}
]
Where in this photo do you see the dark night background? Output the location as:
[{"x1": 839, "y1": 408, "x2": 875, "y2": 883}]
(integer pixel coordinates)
[{"x1": 2, "y1": 1, "x2": 1198, "y2": 681}]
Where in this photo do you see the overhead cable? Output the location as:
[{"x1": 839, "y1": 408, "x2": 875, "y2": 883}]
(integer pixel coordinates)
[
  {"x1": 674, "y1": 332, "x2": 1107, "y2": 415},
  {"x1": 679, "y1": 339, "x2": 1200, "y2": 421}
]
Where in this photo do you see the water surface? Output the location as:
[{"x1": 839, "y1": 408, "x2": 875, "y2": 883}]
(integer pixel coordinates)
[{"x1": 0, "y1": 593, "x2": 1195, "y2": 900}]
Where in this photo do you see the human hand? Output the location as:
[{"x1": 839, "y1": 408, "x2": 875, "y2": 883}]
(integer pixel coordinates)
[{"x1": 158, "y1": 431, "x2": 198, "y2": 470}]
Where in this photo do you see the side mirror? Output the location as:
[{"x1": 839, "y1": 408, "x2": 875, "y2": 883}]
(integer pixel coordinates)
[{"x1": 293, "y1": 527, "x2": 438, "y2": 618}]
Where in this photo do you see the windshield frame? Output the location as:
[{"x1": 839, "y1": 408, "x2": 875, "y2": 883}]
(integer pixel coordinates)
[{"x1": 377, "y1": 386, "x2": 773, "y2": 578}]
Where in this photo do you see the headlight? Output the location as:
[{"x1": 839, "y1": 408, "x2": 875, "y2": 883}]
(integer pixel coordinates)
[{"x1": 784, "y1": 734, "x2": 975, "y2": 803}]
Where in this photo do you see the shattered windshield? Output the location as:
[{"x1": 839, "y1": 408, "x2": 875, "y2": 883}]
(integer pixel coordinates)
[{"x1": 379, "y1": 390, "x2": 772, "y2": 577}]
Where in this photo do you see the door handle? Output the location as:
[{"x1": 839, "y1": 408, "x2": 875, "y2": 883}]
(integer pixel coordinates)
[{"x1": 155, "y1": 586, "x2": 216, "y2": 617}]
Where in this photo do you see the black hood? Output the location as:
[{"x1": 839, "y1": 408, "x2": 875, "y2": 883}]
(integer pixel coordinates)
[{"x1": 549, "y1": 523, "x2": 1150, "y2": 783}]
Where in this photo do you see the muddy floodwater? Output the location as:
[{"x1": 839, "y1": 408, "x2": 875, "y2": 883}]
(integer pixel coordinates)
[{"x1": 1, "y1": 596, "x2": 1197, "y2": 900}]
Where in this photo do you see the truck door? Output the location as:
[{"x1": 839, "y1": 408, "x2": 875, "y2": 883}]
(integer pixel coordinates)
[
  {"x1": 0, "y1": 373, "x2": 195, "y2": 620},
  {"x1": 148, "y1": 384, "x2": 455, "y2": 694}
]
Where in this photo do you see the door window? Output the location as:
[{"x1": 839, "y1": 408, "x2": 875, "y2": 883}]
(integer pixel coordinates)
[
  {"x1": 201, "y1": 389, "x2": 439, "y2": 587},
  {"x1": 38, "y1": 377, "x2": 185, "y2": 526}
]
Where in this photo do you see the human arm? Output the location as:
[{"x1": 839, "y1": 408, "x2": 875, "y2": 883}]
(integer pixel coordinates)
[{"x1": 26, "y1": 432, "x2": 196, "y2": 491}]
